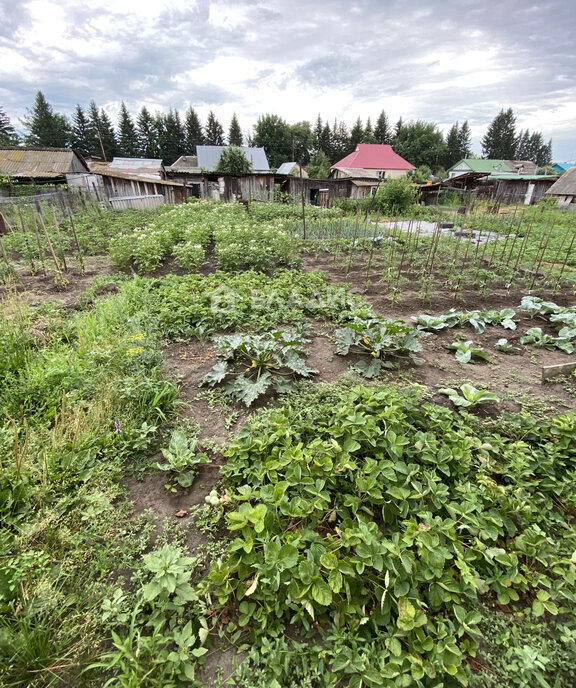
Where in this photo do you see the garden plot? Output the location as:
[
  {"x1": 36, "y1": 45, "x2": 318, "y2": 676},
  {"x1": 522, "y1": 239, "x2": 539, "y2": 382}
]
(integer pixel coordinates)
[{"x1": 1, "y1": 201, "x2": 576, "y2": 688}]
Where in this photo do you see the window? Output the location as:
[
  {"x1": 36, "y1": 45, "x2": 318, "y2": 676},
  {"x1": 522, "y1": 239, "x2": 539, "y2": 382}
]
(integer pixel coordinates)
[{"x1": 377, "y1": 170, "x2": 386, "y2": 179}]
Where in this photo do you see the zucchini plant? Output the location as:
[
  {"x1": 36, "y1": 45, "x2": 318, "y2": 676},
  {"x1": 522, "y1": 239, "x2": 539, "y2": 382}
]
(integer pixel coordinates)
[
  {"x1": 201, "y1": 328, "x2": 318, "y2": 406},
  {"x1": 335, "y1": 318, "x2": 424, "y2": 378}
]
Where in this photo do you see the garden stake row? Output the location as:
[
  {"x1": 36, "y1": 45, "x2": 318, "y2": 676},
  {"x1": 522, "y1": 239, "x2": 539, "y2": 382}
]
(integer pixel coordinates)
[
  {"x1": 16, "y1": 204, "x2": 43, "y2": 275},
  {"x1": 34, "y1": 199, "x2": 64, "y2": 280},
  {"x1": 365, "y1": 208, "x2": 381, "y2": 279},
  {"x1": 530, "y1": 215, "x2": 557, "y2": 290},
  {"x1": 50, "y1": 202, "x2": 68, "y2": 272},
  {"x1": 346, "y1": 210, "x2": 360, "y2": 275},
  {"x1": 553, "y1": 225, "x2": 576, "y2": 290}
]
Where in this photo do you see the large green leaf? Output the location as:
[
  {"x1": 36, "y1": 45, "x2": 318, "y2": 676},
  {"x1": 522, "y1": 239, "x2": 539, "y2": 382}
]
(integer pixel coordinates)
[{"x1": 226, "y1": 372, "x2": 272, "y2": 406}]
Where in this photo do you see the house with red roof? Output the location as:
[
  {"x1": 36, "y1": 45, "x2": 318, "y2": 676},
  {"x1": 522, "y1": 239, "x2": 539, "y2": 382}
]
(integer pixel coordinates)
[{"x1": 330, "y1": 144, "x2": 415, "y2": 181}]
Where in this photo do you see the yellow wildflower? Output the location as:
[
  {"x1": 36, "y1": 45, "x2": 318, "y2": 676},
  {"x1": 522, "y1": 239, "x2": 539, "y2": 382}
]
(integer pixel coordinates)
[{"x1": 127, "y1": 346, "x2": 145, "y2": 356}]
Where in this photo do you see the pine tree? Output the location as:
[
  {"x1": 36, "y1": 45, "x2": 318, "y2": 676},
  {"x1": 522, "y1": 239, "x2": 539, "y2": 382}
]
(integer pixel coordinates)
[
  {"x1": 23, "y1": 91, "x2": 70, "y2": 147},
  {"x1": 481, "y1": 108, "x2": 517, "y2": 159},
  {"x1": 444, "y1": 123, "x2": 460, "y2": 169},
  {"x1": 374, "y1": 110, "x2": 392, "y2": 144},
  {"x1": 184, "y1": 107, "x2": 203, "y2": 152},
  {"x1": 457, "y1": 120, "x2": 472, "y2": 159},
  {"x1": 0, "y1": 106, "x2": 18, "y2": 145},
  {"x1": 98, "y1": 109, "x2": 117, "y2": 160},
  {"x1": 318, "y1": 121, "x2": 332, "y2": 158},
  {"x1": 331, "y1": 120, "x2": 350, "y2": 160},
  {"x1": 228, "y1": 113, "x2": 243, "y2": 146},
  {"x1": 363, "y1": 117, "x2": 377, "y2": 144},
  {"x1": 349, "y1": 117, "x2": 364, "y2": 148},
  {"x1": 204, "y1": 111, "x2": 225, "y2": 146},
  {"x1": 156, "y1": 110, "x2": 186, "y2": 164},
  {"x1": 314, "y1": 115, "x2": 324, "y2": 150},
  {"x1": 394, "y1": 117, "x2": 404, "y2": 140},
  {"x1": 516, "y1": 129, "x2": 531, "y2": 159},
  {"x1": 136, "y1": 107, "x2": 158, "y2": 158},
  {"x1": 443, "y1": 121, "x2": 471, "y2": 169},
  {"x1": 117, "y1": 102, "x2": 138, "y2": 157},
  {"x1": 70, "y1": 105, "x2": 93, "y2": 157},
  {"x1": 87, "y1": 101, "x2": 107, "y2": 159}
]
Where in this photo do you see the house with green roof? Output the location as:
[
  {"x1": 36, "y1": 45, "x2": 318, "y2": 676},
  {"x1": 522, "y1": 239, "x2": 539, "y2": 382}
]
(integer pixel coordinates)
[{"x1": 447, "y1": 158, "x2": 511, "y2": 179}]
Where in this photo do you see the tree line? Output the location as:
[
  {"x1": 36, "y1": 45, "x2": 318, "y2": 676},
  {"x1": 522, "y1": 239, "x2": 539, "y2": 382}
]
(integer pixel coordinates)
[{"x1": 0, "y1": 93, "x2": 552, "y2": 174}]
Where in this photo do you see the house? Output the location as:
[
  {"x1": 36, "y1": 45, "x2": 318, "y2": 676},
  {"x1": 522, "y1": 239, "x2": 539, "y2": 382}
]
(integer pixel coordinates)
[
  {"x1": 196, "y1": 146, "x2": 270, "y2": 172},
  {"x1": 0, "y1": 146, "x2": 89, "y2": 186},
  {"x1": 552, "y1": 162, "x2": 576, "y2": 174},
  {"x1": 330, "y1": 144, "x2": 415, "y2": 180},
  {"x1": 546, "y1": 167, "x2": 576, "y2": 208},
  {"x1": 276, "y1": 162, "x2": 308, "y2": 177}
]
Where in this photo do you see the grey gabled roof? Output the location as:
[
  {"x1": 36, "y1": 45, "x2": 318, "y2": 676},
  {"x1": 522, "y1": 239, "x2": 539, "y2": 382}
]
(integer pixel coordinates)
[
  {"x1": 196, "y1": 145, "x2": 270, "y2": 172},
  {"x1": 547, "y1": 166, "x2": 576, "y2": 195}
]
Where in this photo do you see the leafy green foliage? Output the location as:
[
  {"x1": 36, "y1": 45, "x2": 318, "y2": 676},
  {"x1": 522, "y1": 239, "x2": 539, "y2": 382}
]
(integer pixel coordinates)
[
  {"x1": 494, "y1": 338, "x2": 521, "y2": 354},
  {"x1": 201, "y1": 329, "x2": 318, "y2": 406},
  {"x1": 215, "y1": 146, "x2": 252, "y2": 174},
  {"x1": 335, "y1": 318, "x2": 424, "y2": 376},
  {"x1": 91, "y1": 545, "x2": 210, "y2": 685},
  {"x1": 439, "y1": 384, "x2": 500, "y2": 408},
  {"x1": 205, "y1": 384, "x2": 576, "y2": 686},
  {"x1": 156, "y1": 429, "x2": 210, "y2": 489},
  {"x1": 122, "y1": 269, "x2": 372, "y2": 340},
  {"x1": 373, "y1": 177, "x2": 419, "y2": 215},
  {"x1": 446, "y1": 340, "x2": 491, "y2": 364}
]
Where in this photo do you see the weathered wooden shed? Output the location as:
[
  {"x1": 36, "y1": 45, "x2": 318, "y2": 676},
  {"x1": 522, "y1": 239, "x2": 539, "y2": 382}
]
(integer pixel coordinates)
[
  {"x1": 489, "y1": 174, "x2": 558, "y2": 205},
  {"x1": 546, "y1": 167, "x2": 576, "y2": 208},
  {"x1": 87, "y1": 159, "x2": 187, "y2": 205},
  {"x1": 203, "y1": 174, "x2": 275, "y2": 202}
]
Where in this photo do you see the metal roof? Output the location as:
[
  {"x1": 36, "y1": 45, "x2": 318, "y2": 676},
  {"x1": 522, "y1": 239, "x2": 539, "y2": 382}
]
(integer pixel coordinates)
[
  {"x1": 331, "y1": 144, "x2": 415, "y2": 171},
  {"x1": 276, "y1": 162, "x2": 308, "y2": 177},
  {"x1": 106, "y1": 157, "x2": 164, "y2": 178},
  {"x1": 196, "y1": 146, "x2": 270, "y2": 172},
  {"x1": 0, "y1": 146, "x2": 89, "y2": 178},
  {"x1": 331, "y1": 167, "x2": 380, "y2": 180},
  {"x1": 168, "y1": 155, "x2": 200, "y2": 173},
  {"x1": 547, "y1": 167, "x2": 576, "y2": 195}
]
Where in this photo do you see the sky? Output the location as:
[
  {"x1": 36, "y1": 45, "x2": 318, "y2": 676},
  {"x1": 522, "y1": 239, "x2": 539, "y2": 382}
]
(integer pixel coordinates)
[{"x1": 1, "y1": 0, "x2": 575, "y2": 161}]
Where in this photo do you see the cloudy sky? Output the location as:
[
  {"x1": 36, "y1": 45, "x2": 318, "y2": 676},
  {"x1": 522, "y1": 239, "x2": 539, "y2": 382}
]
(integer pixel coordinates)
[{"x1": 1, "y1": 0, "x2": 575, "y2": 160}]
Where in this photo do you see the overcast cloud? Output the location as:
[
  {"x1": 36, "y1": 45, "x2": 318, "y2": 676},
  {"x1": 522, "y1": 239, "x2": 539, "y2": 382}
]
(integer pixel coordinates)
[{"x1": 0, "y1": 0, "x2": 575, "y2": 159}]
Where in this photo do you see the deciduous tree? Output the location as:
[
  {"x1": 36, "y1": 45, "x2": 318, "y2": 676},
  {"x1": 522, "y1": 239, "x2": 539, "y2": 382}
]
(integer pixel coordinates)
[
  {"x1": 393, "y1": 120, "x2": 445, "y2": 170},
  {"x1": 215, "y1": 146, "x2": 252, "y2": 174},
  {"x1": 306, "y1": 150, "x2": 331, "y2": 178},
  {"x1": 252, "y1": 114, "x2": 291, "y2": 168}
]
